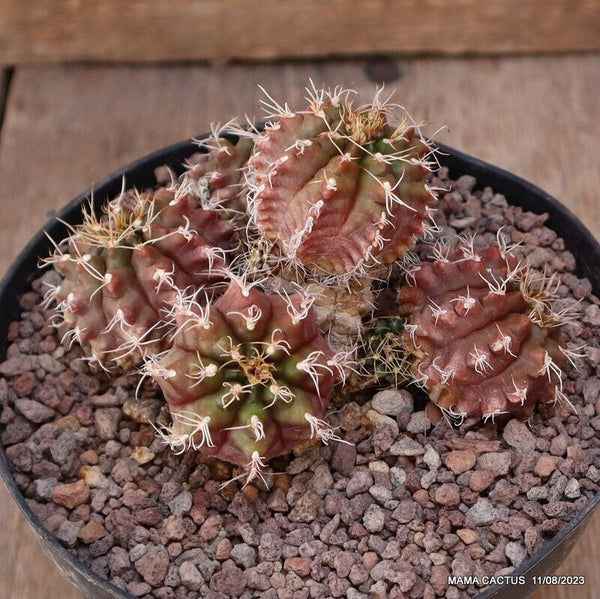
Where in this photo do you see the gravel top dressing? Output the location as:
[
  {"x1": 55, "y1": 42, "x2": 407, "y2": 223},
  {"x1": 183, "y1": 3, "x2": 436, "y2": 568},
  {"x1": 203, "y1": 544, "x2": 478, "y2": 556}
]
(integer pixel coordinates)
[{"x1": 1, "y1": 167, "x2": 599, "y2": 599}]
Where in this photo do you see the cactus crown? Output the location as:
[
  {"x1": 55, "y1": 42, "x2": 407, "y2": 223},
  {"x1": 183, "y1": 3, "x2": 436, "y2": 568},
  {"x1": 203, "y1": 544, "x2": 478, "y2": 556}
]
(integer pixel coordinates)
[
  {"x1": 242, "y1": 83, "x2": 438, "y2": 282},
  {"x1": 142, "y1": 278, "x2": 350, "y2": 482},
  {"x1": 397, "y1": 231, "x2": 580, "y2": 423},
  {"x1": 43, "y1": 185, "x2": 234, "y2": 369}
]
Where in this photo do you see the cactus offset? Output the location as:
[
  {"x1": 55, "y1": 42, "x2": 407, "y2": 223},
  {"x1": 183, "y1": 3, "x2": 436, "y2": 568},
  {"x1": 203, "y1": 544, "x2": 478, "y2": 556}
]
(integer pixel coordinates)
[
  {"x1": 246, "y1": 85, "x2": 438, "y2": 277},
  {"x1": 144, "y1": 279, "x2": 345, "y2": 482},
  {"x1": 182, "y1": 121, "x2": 254, "y2": 214},
  {"x1": 397, "y1": 234, "x2": 578, "y2": 422},
  {"x1": 45, "y1": 187, "x2": 234, "y2": 368}
]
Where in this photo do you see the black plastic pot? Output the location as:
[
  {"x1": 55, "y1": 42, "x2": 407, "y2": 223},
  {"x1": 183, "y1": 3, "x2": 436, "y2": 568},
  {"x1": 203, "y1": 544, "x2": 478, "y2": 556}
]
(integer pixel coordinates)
[{"x1": 0, "y1": 136, "x2": 598, "y2": 599}]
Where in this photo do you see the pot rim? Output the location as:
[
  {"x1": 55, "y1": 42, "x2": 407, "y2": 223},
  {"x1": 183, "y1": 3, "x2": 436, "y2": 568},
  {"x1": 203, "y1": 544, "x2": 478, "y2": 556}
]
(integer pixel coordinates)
[{"x1": 0, "y1": 135, "x2": 598, "y2": 599}]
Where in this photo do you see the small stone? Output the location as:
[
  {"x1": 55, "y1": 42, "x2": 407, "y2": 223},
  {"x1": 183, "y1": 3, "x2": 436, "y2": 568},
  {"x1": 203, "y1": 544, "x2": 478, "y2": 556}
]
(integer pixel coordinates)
[
  {"x1": 583, "y1": 379, "x2": 600, "y2": 404},
  {"x1": 346, "y1": 470, "x2": 374, "y2": 498},
  {"x1": 108, "y1": 547, "x2": 130, "y2": 576},
  {"x1": 406, "y1": 411, "x2": 430, "y2": 434},
  {"x1": 502, "y1": 420, "x2": 536, "y2": 453},
  {"x1": 389, "y1": 436, "x2": 425, "y2": 456},
  {"x1": 534, "y1": 455, "x2": 557, "y2": 478},
  {"x1": 199, "y1": 514, "x2": 222, "y2": 541},
  {"x1": 527, "y1": 486, "x2": 549, "y2": 501},
  {"x1": 78, "y1": 519, "x2": 107, "y2": 544},
  {"x1": 469, "y1": 469, "x2": 495, "y2": 492},
  {"x1": 179, "y1": 561, "x2": 202, "y2": 591},
  {"x1": 564, "y1": 478, "x2": 581, "y2": 499},
  {"x1": 56, "y1": 520, "x2": 84, "y2": 547},
  {"x1": 390, "y1": 467, "x2": 406, "y2": 488},
  {"x1": 13, "y1": 372, "x2": 37, "y2": 397},
  {"x1": 434, "y1": 483, "x2": 461, "y2": 507},
  {"x1": 371, "y1": 389, "x2": 413, "y2": 416},
  {"x1": 50, "y1": 430, "x2": 78, "y2": 463},
  {"x1": 289, "y1": 491, "x2": 321, "y2": 523},
  {"x1": 169, "y1": 491, "x2": 192, "y2": 515},
  {"x1": 215, "y1": 538, "x2": 231, "y2": 561},
  {"x1": 122, "y1": 397, "x2": 162, "y2": 423},
  {"x1": 587, "y1": 465, "x2": 600, "y2": 483},
  {"x1": 476, "y1": 452, "x2": 512, "y2": 476},
  {"x1": 211, "y1": 563, "x2": 246, "y2": 596},
  {"x1": 135, "y1": 547, "x2": 170, "y2": 586},
  {"x1": 363, "y1": 504, "x2": 385, "y2": 533},
  {"x1": 338, "y1": 402, "x2": 362, "y2": 430},
  {"x1": 331, "y1": 442, "x2": 356, "y2": 476},
  {"x1": 284, "y1": 557, "x2": 311, "y2": 577},
  {"x1": 131, "y1": 446, "x2": 155, "y2": 465},
  {"x1": 266, "y1": 487, "x2": 289, "y2": 512},
  {"x1": 52, "y1": 479, "x2": 90, "y2": 509},
  {"x1": 456, "y1": 529, "x2": 478, "y2": 545},
  {"x1": 505, "y1": 542, "x2": 528, "y2": 567},
  {"x1": 445, "y1": 450, "x2": 476, "y2": 474},
  {"x1": 94, "y1": 408, "x2": 122, "y2": 440},
  {"x1": 14, "y1": 398, "x2": 54, "y2": 423},
  {"x1": 126, "y1": 582, "x2": 152, "y2": 597},
  {"x1": 423, "y1": 445, "x2": 441, "y2": 470},
  {"x1": 5, "y1": 443, "x2": 32, "y2": 472},
  {"x1": 466, "y1": 498, "x2": 499, "y2": 526},
  {"x1": 230, "y1": 543, "x2": 257, "y2": 568},
  {"x1": 33, "y1": 477, "x2": 59, "y2": 501},
  {"x1": 550, "y1": 434, "x2": 568, "y2": 456},
  {"x1": 310, "y1": 463, "x2": 334, "y2": 496}
]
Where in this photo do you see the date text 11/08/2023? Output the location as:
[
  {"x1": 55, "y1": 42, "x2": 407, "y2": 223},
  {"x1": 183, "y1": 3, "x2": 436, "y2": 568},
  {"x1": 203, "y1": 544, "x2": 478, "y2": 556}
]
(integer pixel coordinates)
[{"x1": 447, "y1": 575, "x2": 586, "y2": 586}]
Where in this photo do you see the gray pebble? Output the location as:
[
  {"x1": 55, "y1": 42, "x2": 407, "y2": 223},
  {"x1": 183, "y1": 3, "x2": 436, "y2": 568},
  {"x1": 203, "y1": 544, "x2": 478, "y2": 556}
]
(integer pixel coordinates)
[
  {"x1": 14, "y1": 398, "x2": 54, "y2": 424},
  {"x1": 371, "y1": 389, "x2": 413, "y2": 416}
]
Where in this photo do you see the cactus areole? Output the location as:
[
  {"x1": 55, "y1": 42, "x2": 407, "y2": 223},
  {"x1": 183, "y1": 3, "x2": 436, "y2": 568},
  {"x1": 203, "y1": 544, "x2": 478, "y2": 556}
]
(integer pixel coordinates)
[
  {"x1": 248, "y1": 86, "x2": 438, "y2": 277},
  {"x1": 146, "y1": 280, "x2": 340, "y2": 478},
  {"x1": 47, "y1": 189, "x2": 234, "y2": 368},
  {"x1": 398, "y1": 236, "x2": 574, "y2": 422}
]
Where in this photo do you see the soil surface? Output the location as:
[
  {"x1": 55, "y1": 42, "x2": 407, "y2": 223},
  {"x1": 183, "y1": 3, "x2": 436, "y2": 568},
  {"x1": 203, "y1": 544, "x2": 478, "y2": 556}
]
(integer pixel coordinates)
[{"x1": 1, "y1": 168, "x2": 600, "y2": 599}]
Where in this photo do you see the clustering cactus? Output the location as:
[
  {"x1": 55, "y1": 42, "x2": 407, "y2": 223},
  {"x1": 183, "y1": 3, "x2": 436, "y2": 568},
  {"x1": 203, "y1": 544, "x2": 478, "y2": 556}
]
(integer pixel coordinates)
[
  {"x1": 45, "y1": 187, "x2": 234, "y2": 368},
  {"x1": 42, "y1": 82, "x2": 583, "y2": 488},
  {"x1": 397, "y1": 234, "x2": 576, "y2": 421},
  {"x1": 144, "y1": 279, "x2": 348, "y2": 483},
  {"x1": 246, "y1": 85, "x2": 438, "y2": 278}
]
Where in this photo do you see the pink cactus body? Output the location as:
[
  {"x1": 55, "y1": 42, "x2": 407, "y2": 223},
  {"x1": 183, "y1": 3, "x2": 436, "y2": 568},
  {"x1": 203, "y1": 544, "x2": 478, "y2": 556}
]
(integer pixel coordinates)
[
  {"x1": 248, "y1": 88, "x2": 437, "y2": 275},
  {"x1": 147, "y1": 280, "x2": 338, "y2": 471},
  {"x1": 184, "y1": 132, "x2": 253, "y2": 213},
  {"x1": 50, "y1": 188, "x2": 234, "y2": 367},
  {"x1": 398, "y1": 239, "x2": 567, "y2": 421}
]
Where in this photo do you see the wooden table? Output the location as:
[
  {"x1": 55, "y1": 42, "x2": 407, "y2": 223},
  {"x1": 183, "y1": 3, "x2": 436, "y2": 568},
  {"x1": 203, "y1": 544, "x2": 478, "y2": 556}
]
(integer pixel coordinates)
[{"x1": 0, "y1": 55, "x2": 598, "y2": 599}]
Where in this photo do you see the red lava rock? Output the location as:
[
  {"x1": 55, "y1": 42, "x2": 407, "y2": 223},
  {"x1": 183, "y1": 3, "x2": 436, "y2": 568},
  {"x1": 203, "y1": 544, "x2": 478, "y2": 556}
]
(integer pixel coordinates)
[
  {"x1": 134, "y1": 547, "x2": 170, "y2": 587},
  {"x1": 80, "y1": 449, "x2": 99, "y2": 465},
  {"x1": 434, "y1": 483, "x2": 461, "y2": 507},
  {"x1": 52, "y1": 479, "x2": 90, "y2": 509},
  {"x1": 284, "y1": 556, "x2": 311, "y2": 576},
  {"x1": 78, "y1": 519, "x2": 107, "y2": 544},
  {"x1": 456, "y1": 528, "x2": 479, "y2": 545},
  {"x1": 468, "y1": 469, "x2": 495, "y2": 492},
  {"x1": 534, "y1": 455, "x2": 558, "y2": 478},
  {"x1": 215, "y1": 538, "x2": 232, "y2": 560},
  {"x1": 13, "y1": 372, "x2": 38, "y2": 397},
  {"x1": 445, "y1": 450, "x2": 477, "y2": 474}
]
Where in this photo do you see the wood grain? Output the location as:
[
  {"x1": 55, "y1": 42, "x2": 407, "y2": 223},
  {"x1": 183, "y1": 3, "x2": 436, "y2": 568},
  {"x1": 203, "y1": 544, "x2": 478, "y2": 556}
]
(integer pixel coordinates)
[
  {"x1": 0, "y1": 56, "x2": 598, "y2": 598},
  {"x1": 1, "y1": 1, "x2": 600, "y2": 65}
]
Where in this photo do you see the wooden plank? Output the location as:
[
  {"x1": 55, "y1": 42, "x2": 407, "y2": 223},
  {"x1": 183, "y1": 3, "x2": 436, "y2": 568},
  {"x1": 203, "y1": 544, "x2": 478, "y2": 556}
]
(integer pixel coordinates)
[
  {"x1": 0, "y1": 57, "x2": 599, "y2": 598},
  {"x1": 1, "y1": 0, "x2": 600, "y2": 65}
]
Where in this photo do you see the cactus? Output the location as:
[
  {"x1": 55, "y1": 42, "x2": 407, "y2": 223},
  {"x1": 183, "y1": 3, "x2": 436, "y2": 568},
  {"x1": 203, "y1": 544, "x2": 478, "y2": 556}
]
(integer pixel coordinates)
[
  {"x1": 144, "y1": 278, "x2": 349, "y2": 484},
  {"x1": 45, "y1": 187, "x2": 234, "y2": 368},
  {"x1": 182, "y1": 121, "x2": 254, "y2": 214},
  {"x1": 246, "y1": 84, "x2": 438, "y2": 277},
  {"x1": 397, "y1": 234, "x2": 579, "y2": 422},
  {"x1": 356, "y1": 316, "x2": 410, "y2": 389}
]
